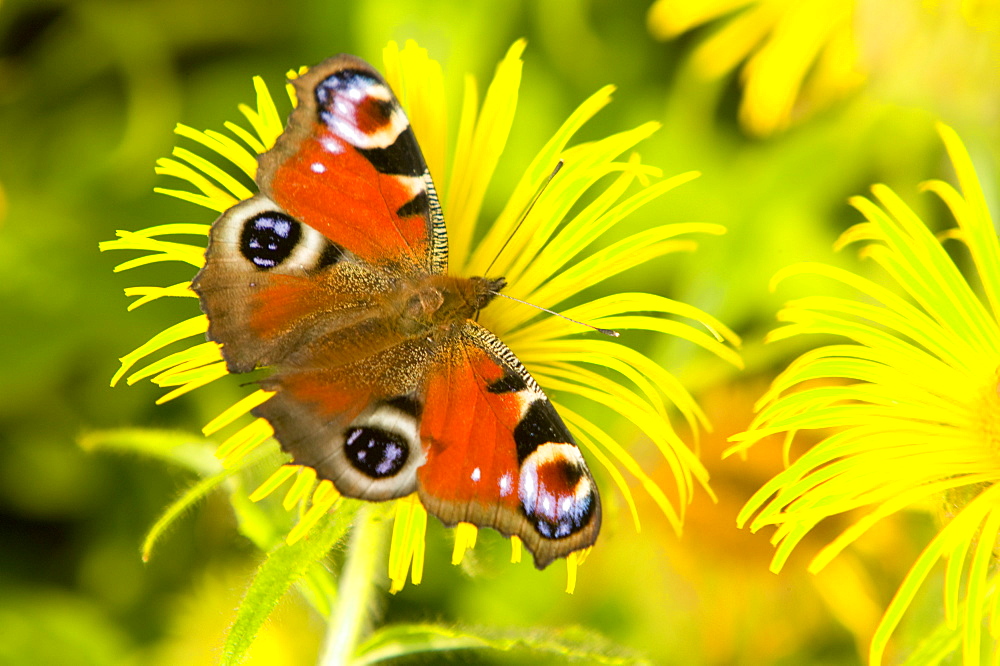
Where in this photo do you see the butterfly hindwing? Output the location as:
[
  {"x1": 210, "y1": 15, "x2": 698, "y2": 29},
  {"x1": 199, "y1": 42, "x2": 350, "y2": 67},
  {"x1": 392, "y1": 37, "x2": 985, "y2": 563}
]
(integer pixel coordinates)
[
  {"x1": 254, "y1": 340, "x2": 433, "y2": 501},
  {"x1": 418, "y1": 323, "x2": 601, "y2": 569}
]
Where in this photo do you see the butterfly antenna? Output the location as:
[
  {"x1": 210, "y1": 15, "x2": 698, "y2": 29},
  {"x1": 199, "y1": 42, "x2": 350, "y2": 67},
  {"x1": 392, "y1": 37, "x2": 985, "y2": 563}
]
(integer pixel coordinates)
[
  {"x1": 483, "y1": 160, "x2": 564, "y2": 277},
  {"x1": 490, "y1": 290, "x2": 619, "y2": 337}
]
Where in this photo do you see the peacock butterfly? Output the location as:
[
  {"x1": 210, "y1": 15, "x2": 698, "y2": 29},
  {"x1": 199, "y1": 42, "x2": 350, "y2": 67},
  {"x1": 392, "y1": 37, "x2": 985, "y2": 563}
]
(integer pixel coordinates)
[{"x1": 191, "y1": 55, "x2": 601, "y2": 569}]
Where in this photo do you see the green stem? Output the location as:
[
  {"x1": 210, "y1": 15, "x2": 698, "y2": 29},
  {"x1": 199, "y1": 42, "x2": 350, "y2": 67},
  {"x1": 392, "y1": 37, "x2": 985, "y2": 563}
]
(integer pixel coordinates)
[{"x1": 319, "y1": 504, "x2": 387, "y2": 666}]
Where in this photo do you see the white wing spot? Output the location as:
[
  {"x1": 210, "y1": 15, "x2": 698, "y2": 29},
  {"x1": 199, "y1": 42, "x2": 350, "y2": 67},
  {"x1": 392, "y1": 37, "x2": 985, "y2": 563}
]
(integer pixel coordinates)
[
  {"x1": 471, "y1": 467, "x2": 481, "y2": 482},
  {"x1": 310, "y1": 162, "x2": 326, "y2": 174},
  {"x1": 321, "y1": 138, "x2": 343, "y2": 154},
  {"x1": 499, "y1": 472, "x2": 513, "y2": 497}
]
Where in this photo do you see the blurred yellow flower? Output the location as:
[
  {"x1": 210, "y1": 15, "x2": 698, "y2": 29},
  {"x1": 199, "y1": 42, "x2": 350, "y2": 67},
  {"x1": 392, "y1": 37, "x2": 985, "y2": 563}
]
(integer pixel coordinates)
[
  {"x1": 649, "y1": 0, "x2": 1000, "y2": 136},
  {"x1": 102, "y1": 40, "x2": 740, "y2": 593},
  {"x1": 647, "y1": 0, "x2": 865, "y2": 136},
  {"x1": 729, "y1": 124, "x2": 1000, "y2": 663}
]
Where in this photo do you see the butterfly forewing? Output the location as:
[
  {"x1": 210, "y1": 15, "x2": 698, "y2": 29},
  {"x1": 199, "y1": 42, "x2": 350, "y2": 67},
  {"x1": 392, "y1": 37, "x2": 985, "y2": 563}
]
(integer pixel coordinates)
[{"x1": 258, "y1": 55, "x2": 448, "y2": 274}]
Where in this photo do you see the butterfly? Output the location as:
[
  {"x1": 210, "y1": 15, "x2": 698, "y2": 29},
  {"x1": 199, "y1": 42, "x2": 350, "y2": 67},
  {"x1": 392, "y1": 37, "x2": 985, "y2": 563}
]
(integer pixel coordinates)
[{"x1": 191, "y1": 55, "x2": 601, "y2": 569}]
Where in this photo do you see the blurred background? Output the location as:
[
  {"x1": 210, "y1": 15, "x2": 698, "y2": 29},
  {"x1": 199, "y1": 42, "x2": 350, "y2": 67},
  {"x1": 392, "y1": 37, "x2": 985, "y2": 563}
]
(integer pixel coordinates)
[{"x1": 1, "y1": 0, "x2": 998, "y2": 663}]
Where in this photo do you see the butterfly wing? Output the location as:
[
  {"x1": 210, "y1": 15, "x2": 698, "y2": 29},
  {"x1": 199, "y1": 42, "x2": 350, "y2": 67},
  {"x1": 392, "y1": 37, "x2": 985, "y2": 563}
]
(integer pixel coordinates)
[
  {"x1": 259, "y1": 54, "x2": 448, "y2": 274},
  {"x1": 193, "y1": 54, "x2": 446, "y2": 372},
  {"x1": 253, "y1": 339, "x2": 432, "y2": 502},
  {"x1": 418, "y1": 322, "x2": 602, "y2": 569}
]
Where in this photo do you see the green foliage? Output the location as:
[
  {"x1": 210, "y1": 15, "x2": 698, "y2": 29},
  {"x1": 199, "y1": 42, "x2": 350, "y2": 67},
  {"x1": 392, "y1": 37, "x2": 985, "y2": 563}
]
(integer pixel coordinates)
[
  {"x1": 222, "y1": 504, "x2": 358, "y2": 666},
  {"x1": 353, "y1": 623, "x2": 651, "y2": 665},
  {"x1": 79, "y1": 428, "x2": 221, "y2": 476}
]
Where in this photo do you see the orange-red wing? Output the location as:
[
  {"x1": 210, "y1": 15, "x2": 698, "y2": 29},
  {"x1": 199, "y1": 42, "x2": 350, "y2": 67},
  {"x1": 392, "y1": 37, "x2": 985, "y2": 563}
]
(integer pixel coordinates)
[
  {"x1": 417, "y1": 323, "x2": 601, "y2": 569},
  {"x1": 257, "y1": 54, "x2": 447, "y2": 273}
]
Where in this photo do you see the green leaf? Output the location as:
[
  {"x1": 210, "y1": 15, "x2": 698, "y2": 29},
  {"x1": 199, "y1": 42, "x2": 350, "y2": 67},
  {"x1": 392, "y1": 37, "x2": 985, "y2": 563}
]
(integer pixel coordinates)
[
  {"x1": 134, "y1": 437, "x2": 282, "y2": 561},
  {"x1": 226, "y1": 466, "x2": 340, "y2": 619},
  {"x1": 297, "y1": 560, "x2": 338, "y2": 620},
  {"x1": 141, "y1": 467, "x2": 236, "y2": 561},
  {"x1": 227, "y1": 449, "x2": 295, "y2": 553},
  {"x1": 221, "y1": 500, "x2": 359, "y2": 666},
  {"x1": 353, "y1": 623, "x2": 651, "y2": 665},
  {"x1": 78, "y1": 428, "x2": 219, "y2": 476}
]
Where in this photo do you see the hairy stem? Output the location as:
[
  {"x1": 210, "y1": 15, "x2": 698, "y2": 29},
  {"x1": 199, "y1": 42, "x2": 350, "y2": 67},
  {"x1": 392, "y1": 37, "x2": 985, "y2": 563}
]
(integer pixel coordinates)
[{"x1": 319, "y1": 504, "x2": 387, "y2": 666}]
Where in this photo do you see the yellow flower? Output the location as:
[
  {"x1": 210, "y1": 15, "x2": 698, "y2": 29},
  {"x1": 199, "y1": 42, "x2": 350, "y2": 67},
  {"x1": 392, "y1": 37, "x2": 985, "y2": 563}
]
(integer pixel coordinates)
[
  {"x1": 101, "y1": 40, "x2": 739, "y2": 593},
  {"x1": 729, "y1": 124, "x2": 1000, "y2": 663},
  {"x1": 647, "y1": 0, "x2": 865, "y2": 136}
]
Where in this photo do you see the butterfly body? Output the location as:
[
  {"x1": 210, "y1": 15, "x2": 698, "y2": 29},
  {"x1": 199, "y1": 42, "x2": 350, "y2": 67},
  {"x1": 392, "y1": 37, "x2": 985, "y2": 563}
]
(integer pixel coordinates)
[{"x1": 192, "y1": 55, "x2": 600, "y2": 568}]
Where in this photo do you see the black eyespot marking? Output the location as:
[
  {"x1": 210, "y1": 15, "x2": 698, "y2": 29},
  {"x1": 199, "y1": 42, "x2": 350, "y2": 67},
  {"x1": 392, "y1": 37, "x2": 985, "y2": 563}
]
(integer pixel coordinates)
[
  {"x1": 343, "y1": 427, "x2": 409, "y2": 479},
  {"x1": 383, "y1": 395, "x2": 423, "y2": 418},
  {"x1": 395, "y1": 190, "x2": 429, "y2": 218},
  {"x1": 557, "y1": 461, "x2": 584, "y2": 487},
  {"x1": 526, "y1": 484, "x2": 596, "y2": 539},
  {"x1": 487, "y1": 371, "x2": 528, "y2": 395},
  {"x1": 240, "y1": 212, "x2": 301, "y2": 270},
  {"x1": 357, "y1": 128, "x2": 425, "y2": 176},
  {"x1": 365, "y1": 97, "x2": 395, "y2": 125},
  {"x1": 315, "y1": 242, "x2": 345, "y2": 271},
  {"x1": 513, "y1": 400, "x2": 569, "y2": 462}
]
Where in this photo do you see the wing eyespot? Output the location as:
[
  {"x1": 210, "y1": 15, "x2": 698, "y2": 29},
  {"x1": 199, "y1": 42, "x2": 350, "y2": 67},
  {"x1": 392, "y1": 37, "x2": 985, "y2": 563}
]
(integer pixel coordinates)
[
  {"x1": 328, "y1": 396, "x2": 426, "y2": 499},
  {"x1": 518, "y1": 443, "x2": 598, "y2": 540},
  {"x1": 240, "y1": 211, "x2": 301, "y2": 270},
  {"x1": 222, "y1": 197, "x2": 347, "y2": 275},
  {"x1": 343, "y1": 427, "x2": 410, "y2": 478}
]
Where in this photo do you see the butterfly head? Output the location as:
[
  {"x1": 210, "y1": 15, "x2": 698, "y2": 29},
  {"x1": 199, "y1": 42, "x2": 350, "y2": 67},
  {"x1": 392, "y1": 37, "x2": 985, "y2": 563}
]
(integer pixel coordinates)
[{"x1": 473, "y1": 275, "x2": 507, "y2": 309}]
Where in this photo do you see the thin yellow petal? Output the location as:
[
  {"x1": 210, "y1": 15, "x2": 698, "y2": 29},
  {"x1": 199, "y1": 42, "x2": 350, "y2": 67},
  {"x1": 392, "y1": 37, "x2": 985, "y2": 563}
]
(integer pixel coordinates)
[
  {"x1": 125, "y1": 341, "x2": 221, "y2": 385},
  {"x1": 451, "y1": 522, "x2": 478, "y2": 565},
  {"x1": 287, "y1": 483, "x2": 340, "y2": 544},
  {"x1": 170, "y1": 147, "x2": 254, "y2": 201},
  {"x1": 447, "y1": 40, "x2": 526, "y2": 267},
  {"x1": 388, "y1": 494, "x2": 428, "y2": 593},
  {"x1": 249, "y1": 465, "x2": 299, "y2": 502},
  {"x1": 283, "y1": 466, "x2": 317, "y2": 512},
  {"x1": 111, "y1": 315, "x2": 208, "y2": 387},
  {"x1": 202, "y1": 389, "x2": 276, "y2": 436},
  {"x1": 124, "y1": 282, "x2": 197, "y2": 311},
  {"x1": 216, "y1": 417, "x2": 274, "y2": 463},
  {"x1": 173, "y1": 123, "x2": 258, "y2": 179}
]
